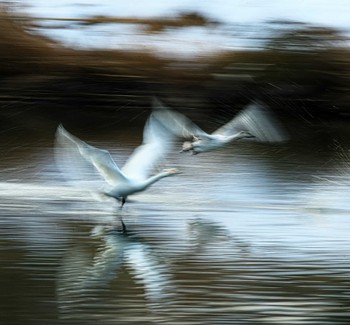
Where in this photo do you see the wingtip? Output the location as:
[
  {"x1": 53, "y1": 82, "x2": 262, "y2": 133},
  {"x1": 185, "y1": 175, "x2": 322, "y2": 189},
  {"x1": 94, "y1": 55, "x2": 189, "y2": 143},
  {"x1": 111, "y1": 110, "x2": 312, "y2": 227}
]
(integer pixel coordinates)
[
  {"x1": 56, "y1": 123, "x2": 67, "y2": 136},
  {"x1": 57, "y1": 123, "x2": 66, "y2": 131},
  {"x1": 55, "y1": 124, "x2": 76, "y2": 143},
  {"x1": 151, "y1": 96, "x2": 166, "y2": 110}
]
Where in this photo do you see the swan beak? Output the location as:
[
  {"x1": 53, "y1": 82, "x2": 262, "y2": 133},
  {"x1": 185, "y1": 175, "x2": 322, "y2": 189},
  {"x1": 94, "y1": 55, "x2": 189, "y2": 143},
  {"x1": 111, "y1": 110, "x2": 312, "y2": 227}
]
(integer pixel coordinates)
[{"x1": 163, "y1": 168, "x2": 181, "y2": 175}]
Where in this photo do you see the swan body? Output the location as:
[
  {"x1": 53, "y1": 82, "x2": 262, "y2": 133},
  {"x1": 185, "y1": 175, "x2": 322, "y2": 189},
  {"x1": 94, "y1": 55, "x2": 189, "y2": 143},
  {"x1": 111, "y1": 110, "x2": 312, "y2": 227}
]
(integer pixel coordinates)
[
  {"x1": 182, "y1": 131, "x2": 254, "y2": 154},
  {"x1": 103, "y1": 169, "x2": 178, "y2": 201},
  {"x1": 55, "y1": 114, "x2": 178, "y2": 207},
  {"x1": 152, "y1": 98, "x2": 288, "y2": 154}
]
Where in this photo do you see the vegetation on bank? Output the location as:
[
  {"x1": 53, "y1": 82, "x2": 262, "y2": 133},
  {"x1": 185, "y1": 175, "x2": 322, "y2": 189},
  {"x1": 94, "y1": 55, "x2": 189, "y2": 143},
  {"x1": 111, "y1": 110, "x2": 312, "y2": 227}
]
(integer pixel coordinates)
[{"x1": 0, "y1": 6, "x2": 350, "y2": 131}]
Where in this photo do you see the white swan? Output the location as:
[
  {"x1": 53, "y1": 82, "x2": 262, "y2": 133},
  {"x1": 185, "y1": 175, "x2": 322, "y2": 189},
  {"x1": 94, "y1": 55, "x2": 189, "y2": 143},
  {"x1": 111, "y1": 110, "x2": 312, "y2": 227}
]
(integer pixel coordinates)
[
  {"x1": 152, "y1": 98, "x2": 288, "y2": 154},
  {"x1": 55, "y1": 114, "x2": 179, "y2": 210}
]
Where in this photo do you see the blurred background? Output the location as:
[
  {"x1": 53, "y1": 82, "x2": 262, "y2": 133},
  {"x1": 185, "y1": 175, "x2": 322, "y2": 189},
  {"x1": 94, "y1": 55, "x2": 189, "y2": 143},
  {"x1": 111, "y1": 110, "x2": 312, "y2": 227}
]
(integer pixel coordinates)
[
  {"x1": 1, "y1": 0, "x2": 350, "y2": 133},
  {"x1": 2, "y1": 1, "x2": 350, "y2": 324}
]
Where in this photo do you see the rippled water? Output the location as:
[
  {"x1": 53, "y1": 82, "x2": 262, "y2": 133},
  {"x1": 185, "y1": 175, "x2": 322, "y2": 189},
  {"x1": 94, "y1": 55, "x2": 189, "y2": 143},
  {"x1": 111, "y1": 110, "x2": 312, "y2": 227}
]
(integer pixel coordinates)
[{"x1": 1, "y1": 127, "x2": 350, "y2": 324}]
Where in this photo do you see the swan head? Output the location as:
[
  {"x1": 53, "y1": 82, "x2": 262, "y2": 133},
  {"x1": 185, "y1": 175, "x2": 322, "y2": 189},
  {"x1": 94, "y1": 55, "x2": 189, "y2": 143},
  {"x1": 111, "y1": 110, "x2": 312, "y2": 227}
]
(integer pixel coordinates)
[{"x1": 161, "y1": 168, "x2": 181, "y2": 175}]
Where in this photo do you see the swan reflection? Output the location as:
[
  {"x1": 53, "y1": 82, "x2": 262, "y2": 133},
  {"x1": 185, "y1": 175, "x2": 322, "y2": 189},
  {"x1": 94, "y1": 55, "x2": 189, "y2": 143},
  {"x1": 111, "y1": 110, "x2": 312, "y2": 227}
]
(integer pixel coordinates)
[{"x1": 57, "y1": 224, "x2": 175, "y2": 321}]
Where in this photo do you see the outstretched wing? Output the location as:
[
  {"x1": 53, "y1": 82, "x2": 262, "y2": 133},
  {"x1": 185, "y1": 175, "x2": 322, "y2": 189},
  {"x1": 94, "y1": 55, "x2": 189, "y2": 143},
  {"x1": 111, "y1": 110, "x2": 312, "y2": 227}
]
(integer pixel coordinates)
[
  {"x1": 213, "y1": 102, "x2": 288, "y2": 143},
  {"x1": 122, "y1": 113, "x2": 175, "y2": 181},
  {"x1": 151, "y1": 97, "x2": 208, "y2": 140},
  {"x1": 55, "y1": 125, "x2": 127, "y2": 187}
]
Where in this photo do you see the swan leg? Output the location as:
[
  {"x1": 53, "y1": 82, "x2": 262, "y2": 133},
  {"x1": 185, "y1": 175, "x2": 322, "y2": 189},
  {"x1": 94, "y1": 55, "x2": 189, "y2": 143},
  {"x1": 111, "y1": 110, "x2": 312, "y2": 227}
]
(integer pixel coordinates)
[
  {"x1": 116, "y1": 214, "x2": 127, "y2": 234},
  {"x1": 117, "y1": 209, "x2": 127, "y2": 234},
  {"x1": 120, "y1": 217, "x2": 127, "y2": 234},
  {"x1": 115, "y1": 197, "x2": 127, "y2": 233}
]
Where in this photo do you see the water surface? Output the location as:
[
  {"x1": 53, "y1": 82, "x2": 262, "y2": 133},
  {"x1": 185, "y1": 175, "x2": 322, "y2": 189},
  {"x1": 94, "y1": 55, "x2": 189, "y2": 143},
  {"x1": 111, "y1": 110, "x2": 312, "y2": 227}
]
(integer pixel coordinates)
[{"x1": 1, "y1": 126, "x2": 350, "y2": 324}]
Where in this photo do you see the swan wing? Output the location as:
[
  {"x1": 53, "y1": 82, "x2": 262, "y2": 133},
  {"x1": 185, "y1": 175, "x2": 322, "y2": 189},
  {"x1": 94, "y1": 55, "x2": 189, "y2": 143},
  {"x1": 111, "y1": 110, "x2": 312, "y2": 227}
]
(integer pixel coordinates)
[
  {"x1": 55, "y1": 125, "x2": 127, "y2": 187},
  {"x1": 55, "y1": 125, "x2": 101, "y2": 188},
  {"x1": 152, "y1": 97, "x2": 208, "y2": 139},
  {"x1": 122, "y1": 113, "x2": 174, "y2": 181},
  {"x1": 213, "y1": 102, "x2": 288, "y2": 143}
]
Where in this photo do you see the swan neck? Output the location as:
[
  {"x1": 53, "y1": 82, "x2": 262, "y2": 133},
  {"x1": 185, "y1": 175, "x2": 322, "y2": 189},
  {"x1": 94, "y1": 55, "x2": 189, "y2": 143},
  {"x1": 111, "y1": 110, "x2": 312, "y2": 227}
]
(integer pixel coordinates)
[{"x1": 144, "y1": 171, "x2": 171, "y2": 187}]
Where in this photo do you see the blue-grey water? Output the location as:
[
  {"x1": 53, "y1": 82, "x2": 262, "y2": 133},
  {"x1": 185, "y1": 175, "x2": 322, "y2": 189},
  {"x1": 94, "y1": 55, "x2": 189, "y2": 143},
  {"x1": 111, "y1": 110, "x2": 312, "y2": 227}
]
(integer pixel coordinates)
[{"x1": 1, "y1": 123, "x2": 350, "y2": 324}]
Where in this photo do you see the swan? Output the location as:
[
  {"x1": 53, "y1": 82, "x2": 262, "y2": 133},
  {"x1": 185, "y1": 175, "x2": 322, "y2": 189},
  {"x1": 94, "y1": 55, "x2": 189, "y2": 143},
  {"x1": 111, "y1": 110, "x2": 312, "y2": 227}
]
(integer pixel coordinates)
[
  {"x1": 152, "y1": 98, "x2": 288, "y2": 154},
  {"x1": 55, "y1": 114, "x2": 179, "y2": 212}
]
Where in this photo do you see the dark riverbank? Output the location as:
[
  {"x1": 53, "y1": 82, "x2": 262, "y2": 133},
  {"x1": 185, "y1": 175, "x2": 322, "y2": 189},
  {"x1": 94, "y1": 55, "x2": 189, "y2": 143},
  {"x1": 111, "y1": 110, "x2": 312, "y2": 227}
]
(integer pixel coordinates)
[{"x1": 1, "y1": 7, "x2": 350, "y2": 137}]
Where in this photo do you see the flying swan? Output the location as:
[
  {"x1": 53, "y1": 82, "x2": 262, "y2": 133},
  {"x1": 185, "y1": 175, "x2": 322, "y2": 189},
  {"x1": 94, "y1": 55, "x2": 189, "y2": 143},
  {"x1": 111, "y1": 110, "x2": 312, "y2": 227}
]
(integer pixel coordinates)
[
  {"x1": 152, "y1": 98, "x2": 288, "y2": 154},
  {"x1": 55, "y1": 114, "x2": 179, "y2": 211}
]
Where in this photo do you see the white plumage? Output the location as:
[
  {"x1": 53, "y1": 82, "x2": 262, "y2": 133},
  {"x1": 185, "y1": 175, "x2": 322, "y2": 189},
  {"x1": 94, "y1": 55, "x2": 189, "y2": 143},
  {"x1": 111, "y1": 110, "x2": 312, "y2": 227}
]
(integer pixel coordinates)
[
  {"x1": 152, "y1": 98, "x2": 288, "y2": 154},
  {"x1": 55, "y1": 113, "x2": 179, "y2": 208}
]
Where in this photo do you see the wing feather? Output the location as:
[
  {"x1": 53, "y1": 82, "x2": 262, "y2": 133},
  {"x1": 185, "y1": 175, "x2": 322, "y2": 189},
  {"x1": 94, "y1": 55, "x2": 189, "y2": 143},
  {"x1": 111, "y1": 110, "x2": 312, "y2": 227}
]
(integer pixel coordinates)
[
  {"x1": 55, "y1": 125, "x2": 127, "y2": 187},
  {"x1": 152, "y1": 97, "x2": 208, "y2": 139},
  {"x1": 213, "y1": 102, "x2": 288, "y2": 143},
  {"x1": 122, "y1": 113, "x2": 175, "y2": 181}
]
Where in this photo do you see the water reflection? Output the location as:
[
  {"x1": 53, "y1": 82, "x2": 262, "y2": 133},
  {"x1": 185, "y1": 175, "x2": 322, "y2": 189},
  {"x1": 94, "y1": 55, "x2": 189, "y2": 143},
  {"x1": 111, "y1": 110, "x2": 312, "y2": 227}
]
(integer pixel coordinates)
[
  {"x1": 57, "y1": 224, "x2": 176, "y2": 323},
  {"x1": 2, "y1": 132, "x2": 350, "y2": 323},
  {"x1": 54, "y1": 217, "x2": 257, "y2": 323},
  {"x1": 187, "y1": 218, "x2": 252, "y2": 259}
]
